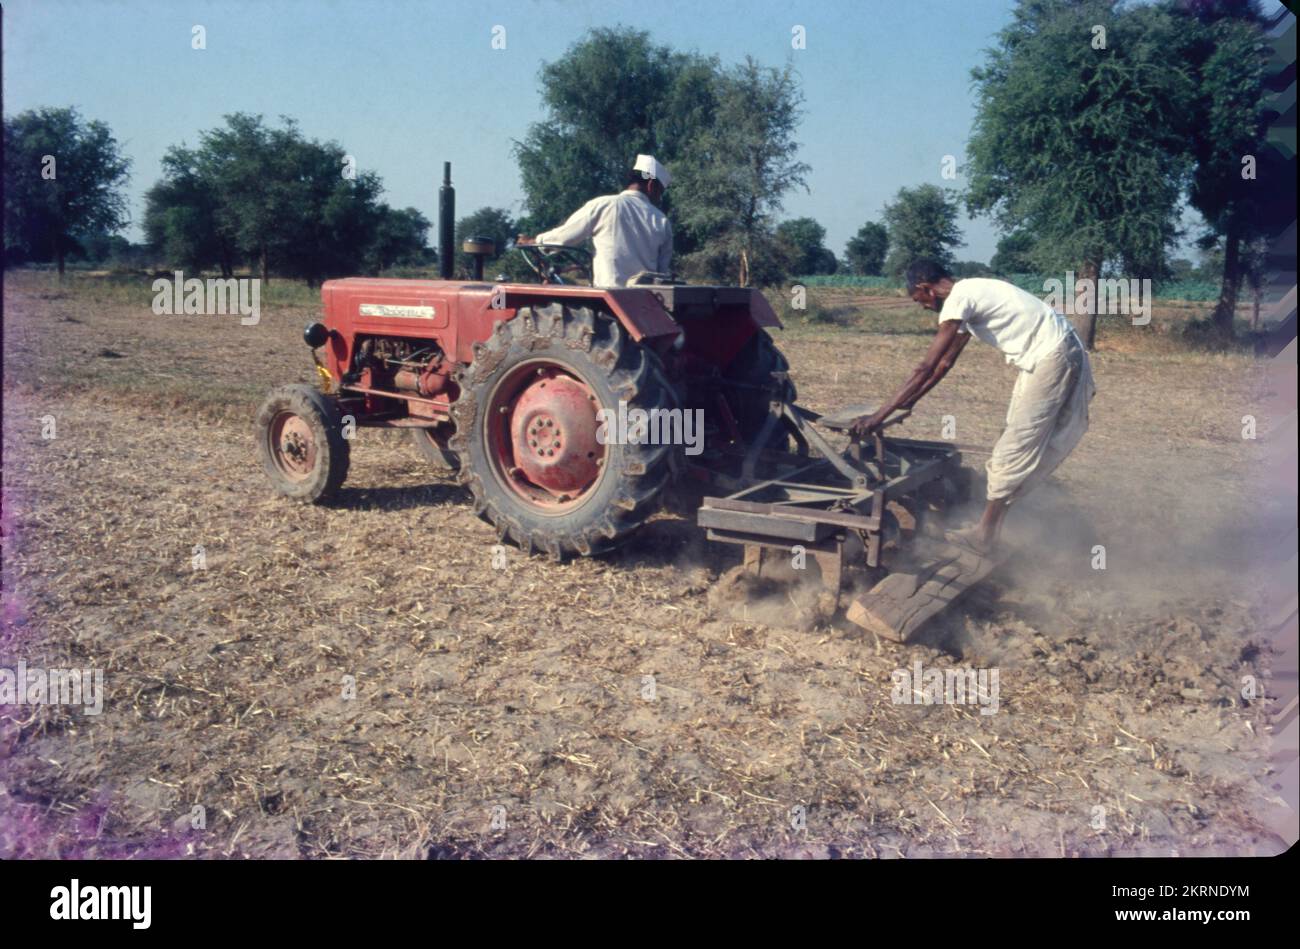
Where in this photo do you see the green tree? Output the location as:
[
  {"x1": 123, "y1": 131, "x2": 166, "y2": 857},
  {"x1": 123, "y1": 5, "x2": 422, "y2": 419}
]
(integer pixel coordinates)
[
  {"x1": 72, "y1": 231, "x2": 130, "y2": 265},
  {"x1": 882, "y1": 184, "x2": 963, "y2": 278},
  {"x1": 4, "y1": 107, "x2": 130, "y2": 275},
  {"x1": 672, "y1": 58, "x2": 809, "y2": 285},
  {"x1": 516, "y1": 31, "x2": 809, "y2": 286},
  {"x1": 1177, "y1": 2, "x2": 1272, "y2": 337},
  {"x1": 274, "y1": 133, "x2": 385, "y2": 286},
  {"x1": 952, "y1": 261, "x2": 993, "y2": 278},
  {"x1": 777, "y1": 217, "x2": 835, "y2": 276},
  {"x1": 370, "y1": 206, "x2": 431, "y2": 273},
  {"x1": 146, "y1": 114, "x2": 390, "y2": 285},
  {"x1": 844, "y1": 221, "x2": 888, "y2": 275},
  {"x1": 514, "y1": 28, "x2": 713, "y2": 237},
  {"x1": 989, "y1": 229, "x2": 1037, "y2": 274},
  {"x1": 143, "y1": 145, "x2": 234, "y2": 275},
  {"x1": 965, "y1": 0, "x2": 1197, "y2": 347}
]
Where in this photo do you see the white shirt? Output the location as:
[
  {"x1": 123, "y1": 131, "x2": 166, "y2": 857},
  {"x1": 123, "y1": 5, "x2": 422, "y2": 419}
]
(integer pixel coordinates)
[
  {"x1": 536, "y1": 190, "x2": 673, "y2": 288},
  {"x1": 939, "y1": 277, "x2": 1073, "y2": 371}
]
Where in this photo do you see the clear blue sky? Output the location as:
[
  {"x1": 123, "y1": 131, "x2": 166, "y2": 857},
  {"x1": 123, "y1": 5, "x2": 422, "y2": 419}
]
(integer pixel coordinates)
[{"x1": 0, "y1": 0, "x2": 1205, "y2": 263}]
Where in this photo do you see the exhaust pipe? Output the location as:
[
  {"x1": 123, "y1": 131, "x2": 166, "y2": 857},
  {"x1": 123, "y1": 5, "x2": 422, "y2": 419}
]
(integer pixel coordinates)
[{"x1": 438, "y1": 162, "x2": 455, "y2": 279}]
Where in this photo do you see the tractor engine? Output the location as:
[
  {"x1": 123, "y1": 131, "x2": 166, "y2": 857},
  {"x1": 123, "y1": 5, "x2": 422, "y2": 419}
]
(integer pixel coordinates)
[{"x1": 351, "y1": 336, "x2": 454, "y2": 402}]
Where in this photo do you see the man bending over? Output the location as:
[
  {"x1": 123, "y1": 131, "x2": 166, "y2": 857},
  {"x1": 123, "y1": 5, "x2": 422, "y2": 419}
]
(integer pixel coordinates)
[{"x1": 851, "y1": 258, "x2": 1096, "y2": 554}]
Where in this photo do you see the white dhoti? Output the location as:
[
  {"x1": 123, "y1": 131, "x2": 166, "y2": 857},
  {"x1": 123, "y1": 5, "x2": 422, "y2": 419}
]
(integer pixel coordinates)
[{"x1": 985, "y1": 331, "x2": 1095, "y2": 502}]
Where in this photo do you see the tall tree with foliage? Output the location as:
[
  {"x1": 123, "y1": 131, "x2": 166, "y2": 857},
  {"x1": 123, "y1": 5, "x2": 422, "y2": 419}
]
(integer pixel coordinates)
[
  {"x1": 1176, "y1": 0, "x2": 1271, "y2": 337},
  {"x1": 145, "y1": 114, "x2": 403, "y2": 285},
  {"x1": 516, "y1": 31, "x2": 809, "y2": 286},
  {"x1": 965, "y1": 0, "x2": 1197, "y2": 347},
  {"x1": 882, "y1": 185, "x2": 963, "y2": 278},
  {"x1": 672, "y1": 58, "x2": 809, "y2": 285},
  {"x1": 844, "y1": 221, "x2": 888, "y2": 275},
  {"x1": 514, "y1": 28, "x2": 715, "y2": 237},
  {"x1": 4, "y1": 107, "x2": 131, "y2": 275},
  {"x1": 272, "y1": 129, "x2": 385, "y2": 286},
  {"x1": 143, "y1": 145, "x2": 234, "y2": 275}
]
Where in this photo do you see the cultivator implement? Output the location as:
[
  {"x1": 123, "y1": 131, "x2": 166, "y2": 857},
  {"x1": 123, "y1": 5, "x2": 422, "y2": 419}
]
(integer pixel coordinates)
[{"x1": 697, "y1": 388, "x2": 999, "y2": 641}]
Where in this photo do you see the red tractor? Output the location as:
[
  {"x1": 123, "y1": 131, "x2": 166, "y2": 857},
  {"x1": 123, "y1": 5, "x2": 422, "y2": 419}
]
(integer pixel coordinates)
[
  {"x1": 255, "y1": 164, "x2": 796, "y2": 558},
  {"x1": 257, "y1": 165, "x2": 969, "y2": 634}
]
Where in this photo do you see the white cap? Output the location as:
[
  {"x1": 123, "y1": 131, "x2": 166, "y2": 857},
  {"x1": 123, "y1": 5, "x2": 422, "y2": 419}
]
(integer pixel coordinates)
[{"x1": 633, "y1": 154, "x2": 672, "y2": 188}]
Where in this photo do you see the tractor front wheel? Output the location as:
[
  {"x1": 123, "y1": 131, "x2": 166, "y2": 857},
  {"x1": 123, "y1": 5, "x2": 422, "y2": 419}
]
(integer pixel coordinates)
[
  {"x1": 450, "y1": 303, "x2": 675, "y2": 559},
  {"x1": 255, "y1": 384, "x2": 350, "y2": 502}
]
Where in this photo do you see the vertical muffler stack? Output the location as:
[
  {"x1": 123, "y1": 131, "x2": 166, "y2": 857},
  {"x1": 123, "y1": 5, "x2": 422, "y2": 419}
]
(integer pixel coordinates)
[{"x1": 439, "y1": 161, "x2": 455, "y2": 279}]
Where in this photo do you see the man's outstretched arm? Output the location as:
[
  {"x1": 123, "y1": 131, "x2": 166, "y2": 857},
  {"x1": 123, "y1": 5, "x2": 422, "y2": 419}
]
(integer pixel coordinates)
[
  {"x1": 527, "y1": 198, "x2": 601, "y2": 247},
  {"x1": 850, "y1": 321, "x2": 968, "y2": 438},
  {"x1": 905, "y1": 329, "x2": 970, "y2": 408}
]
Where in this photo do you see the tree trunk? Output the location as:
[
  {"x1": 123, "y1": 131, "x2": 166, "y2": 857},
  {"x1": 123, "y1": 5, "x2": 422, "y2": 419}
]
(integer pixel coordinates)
[
  {"x1": 1072, "y1": 258, "x2": 1100, "y2": 350},
  {"x1": 1213, "y1": 227, "x2": 1241, "y2": 339},
  {"x1": 57, "y1": 249, "x2": 66, "y2": 278},
  {"x1": 260, "y1": 246, "x2": 270, "y2": 285},
  {"x1": 1250, "y1": 275, "x2": 1262, "y2": 331}
]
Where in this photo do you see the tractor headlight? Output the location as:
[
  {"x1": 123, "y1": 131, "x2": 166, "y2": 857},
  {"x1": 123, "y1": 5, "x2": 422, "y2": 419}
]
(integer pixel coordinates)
[{"x1": 304, "y1": 322, "x2": 330, "y2": 349}]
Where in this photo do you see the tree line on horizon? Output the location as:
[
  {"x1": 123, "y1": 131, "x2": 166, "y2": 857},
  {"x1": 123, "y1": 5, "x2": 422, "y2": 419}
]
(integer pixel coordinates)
[{"x1": 3, "y1": 0, "x2": 1289, "y2": 340}]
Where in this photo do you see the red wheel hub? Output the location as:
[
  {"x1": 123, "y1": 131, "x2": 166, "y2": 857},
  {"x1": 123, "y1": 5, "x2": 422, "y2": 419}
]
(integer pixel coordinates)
[
  {"x1": 269, "y1": 412, "x2": 317, "y2": 481},
  {"x1": 488, "y1": 364, "x2": 606, "y2": 509}
]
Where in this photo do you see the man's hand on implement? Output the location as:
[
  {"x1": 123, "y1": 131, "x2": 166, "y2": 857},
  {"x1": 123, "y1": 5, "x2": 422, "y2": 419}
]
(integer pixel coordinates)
[{"x1": 849, "y1": 410, "x2": 889, "y2": 440}]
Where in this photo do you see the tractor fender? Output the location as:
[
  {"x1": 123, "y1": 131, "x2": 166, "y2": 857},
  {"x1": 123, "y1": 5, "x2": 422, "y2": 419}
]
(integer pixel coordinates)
[
  {"x1": 747, "y1": 288, "x2": 782, "y2": 329},
  {"x1": 491, "y1": 286, "x2": 679, "y2": 344},
  {"x1": 494, "y1": 285, "x2": 781, "y2": 340}
]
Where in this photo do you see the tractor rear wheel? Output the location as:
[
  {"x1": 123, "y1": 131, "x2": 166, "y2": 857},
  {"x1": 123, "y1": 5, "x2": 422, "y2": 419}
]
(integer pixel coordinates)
[
  {"x1": 724, "y1": 329, "x2": 797, "y2": 452},
  {"x1": 255, "y1": 384, "x2": 350, "y2": 502},
  {"x1": 449, "y1": 303, "x2": 675, "y2": 559}
]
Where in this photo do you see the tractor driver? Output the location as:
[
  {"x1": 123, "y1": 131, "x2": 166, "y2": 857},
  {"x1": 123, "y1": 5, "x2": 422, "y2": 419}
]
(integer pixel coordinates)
[
  {"x1": 850, "y1": 258, "x2": 1096, "y2": 555},
  {"x1": 517, "y1": 154, "x2": 673, "y2": 288}
]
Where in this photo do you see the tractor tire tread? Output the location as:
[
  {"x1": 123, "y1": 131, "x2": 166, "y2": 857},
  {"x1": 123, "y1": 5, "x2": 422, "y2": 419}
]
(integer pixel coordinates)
[{"x1": 449, "y1": 302, "x2": 675, "y2": 559}]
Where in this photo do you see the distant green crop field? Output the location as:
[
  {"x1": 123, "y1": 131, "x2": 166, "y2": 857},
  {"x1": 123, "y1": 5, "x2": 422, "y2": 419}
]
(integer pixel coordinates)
[
  {"x1": 793, "y1": 275, "x2": 902, "y2": 289},
  {"x1": 1150, "y1": 280, "x2": 1219, "y2": 302},
  {"x1": 792, "y1": 272, "x2": 1220, "y2": 301}
]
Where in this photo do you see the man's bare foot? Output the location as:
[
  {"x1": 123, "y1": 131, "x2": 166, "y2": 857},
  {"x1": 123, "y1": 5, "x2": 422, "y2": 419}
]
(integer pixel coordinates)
[{"x1": 944, "y1": 525, "x2": 995, "y2": 556}]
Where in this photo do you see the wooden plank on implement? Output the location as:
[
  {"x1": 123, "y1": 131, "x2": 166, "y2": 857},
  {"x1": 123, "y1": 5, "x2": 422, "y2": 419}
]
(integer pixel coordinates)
[{"x1": 846, "y1": 541, "x2": 1007, "y2": 643}]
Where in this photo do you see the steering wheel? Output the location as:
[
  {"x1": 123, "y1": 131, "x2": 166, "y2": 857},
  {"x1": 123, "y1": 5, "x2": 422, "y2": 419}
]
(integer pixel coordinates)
[{"x1": 516, "y1": 243, "x2": 593, "y2": 285}]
